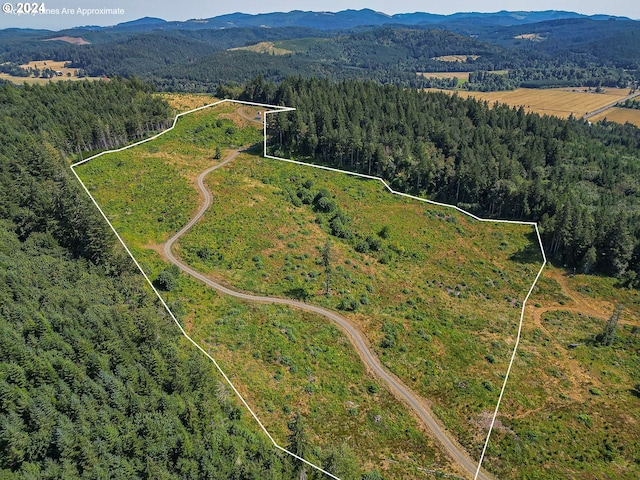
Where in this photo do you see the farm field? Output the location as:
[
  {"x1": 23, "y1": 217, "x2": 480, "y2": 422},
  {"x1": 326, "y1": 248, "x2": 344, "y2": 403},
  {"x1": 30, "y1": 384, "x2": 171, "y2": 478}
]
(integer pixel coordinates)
[
  {"x1": 590, "y1": 107, "x2": 640, "y2": 127},
  {"x1": 428, "y1": 87, "x2": 631, "y2": 118},
  {"x1": 0, "y1": 59, "x2": 101, "y2": 84},
  {"x1": 76, "y1": 102, "x2": 464, "y2": 479}
]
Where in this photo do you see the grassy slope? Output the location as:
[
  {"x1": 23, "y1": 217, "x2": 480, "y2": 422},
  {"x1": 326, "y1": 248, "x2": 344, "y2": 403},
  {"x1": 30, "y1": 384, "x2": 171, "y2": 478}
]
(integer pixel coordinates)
[
  {"x1": 77, "y1": 96, "x2": 639, "y2": 478},
  {"x1": 487, "y1": 268, "x2": 640, "y2": 479},
  {"x1": 77, "y1": 102, "x2": 457, "y2": 479},
  {"x1": 175, "y1": 153, "x2": 542, "y2": 456}
]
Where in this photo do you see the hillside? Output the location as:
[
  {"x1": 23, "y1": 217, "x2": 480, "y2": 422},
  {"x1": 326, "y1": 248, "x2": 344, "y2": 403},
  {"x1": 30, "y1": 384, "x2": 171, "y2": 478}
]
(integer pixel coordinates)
[{"x1": 1, "y1": 10, "x2": 639, "y2": 92}]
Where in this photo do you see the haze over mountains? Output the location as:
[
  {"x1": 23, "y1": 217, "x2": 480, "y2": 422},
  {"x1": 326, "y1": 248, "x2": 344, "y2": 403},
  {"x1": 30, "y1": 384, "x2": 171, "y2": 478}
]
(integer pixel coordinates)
[{"x1": 6, "y1": 8, "x2": 634, "y2": 33}]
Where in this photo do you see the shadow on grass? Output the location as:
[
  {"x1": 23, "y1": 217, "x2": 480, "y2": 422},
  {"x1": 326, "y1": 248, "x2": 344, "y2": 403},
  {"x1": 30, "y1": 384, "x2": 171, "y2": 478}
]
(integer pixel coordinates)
[
  {"x1": 510, "y1": 230, "x2": 544, "y2": 264},
  {"x1": 285, "y1": 287, "x2": 310, "y2": 302}
]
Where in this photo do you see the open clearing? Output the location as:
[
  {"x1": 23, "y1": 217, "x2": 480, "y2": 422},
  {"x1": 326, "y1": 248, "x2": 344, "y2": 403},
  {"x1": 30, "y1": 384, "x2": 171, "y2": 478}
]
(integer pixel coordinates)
[
  {"x1": 514, "y1": 33, "x2": 545, "y2": 41},
  {"x1": 76, "y1": 101, "x2": 468, "y2": 479},
  {"x1": 230, "y1": 41, "x2": 294, "y2": 55},
  {"x1": 418, "y1": 71, "x2": 508, "y2": 83},
  {"x1": 0, "y1": 59, "x2": 101, "y2": 84},
  {"x1": 427, "y1": 87, "x2": 632, "y2": 118},
  {"x1": 494, "y1": 266, "x2": 640, "y2": 479},
  {"x1": 431, "y1": 55, "x2": 481, "y2": 63},
  {"x1": 589, "y1": 107, "x2": 640, "y2": 127},
  {"x1": 431, "y1": 55, "x2": 480, "y2": 63},
  {"x1": 43, "y1": 36, "x2": 91, "y2": 45}
]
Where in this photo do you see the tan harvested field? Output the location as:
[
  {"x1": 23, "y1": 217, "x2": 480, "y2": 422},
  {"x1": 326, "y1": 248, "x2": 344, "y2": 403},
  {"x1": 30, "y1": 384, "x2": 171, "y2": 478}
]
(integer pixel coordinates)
[
  {"x1": 589, "y1": 107, "x2": 640, "y2": 127},
  {"x1": 431, "y1": 55, "x2": 480, "y2": 62},
  {"x1": 427, "y1": 87, "x2": 632, "y2": 118},
  {"x1": 420, "y1": 71, "x2": 472, "y2": 80},
  {"x1": 230, "y1": 41, "x2": 293, "y2": 55}
]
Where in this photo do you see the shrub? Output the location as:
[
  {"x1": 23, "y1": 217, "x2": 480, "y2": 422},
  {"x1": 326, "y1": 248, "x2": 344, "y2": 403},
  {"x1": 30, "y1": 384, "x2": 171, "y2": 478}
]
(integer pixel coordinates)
[{"x1": 154, "y1": 266, "x2": 180, "y2": 291}]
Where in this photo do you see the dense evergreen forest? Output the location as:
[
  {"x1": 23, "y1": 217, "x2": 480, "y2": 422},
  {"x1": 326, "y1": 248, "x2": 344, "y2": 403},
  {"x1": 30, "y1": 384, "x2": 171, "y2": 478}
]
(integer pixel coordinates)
[
  {"x1": 238, "y1": 77, "x2": 640, "y2": 283},
  {"x1": 0, "y1": 80, "x2": 361, "y2": 479}
]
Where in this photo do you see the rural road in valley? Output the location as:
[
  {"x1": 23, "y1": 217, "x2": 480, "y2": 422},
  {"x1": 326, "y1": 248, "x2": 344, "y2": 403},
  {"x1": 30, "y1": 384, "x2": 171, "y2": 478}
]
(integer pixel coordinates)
[
  {"x1": 582, "y1": 90, "x2": 640, "y2": 120},
  {"x1": 162, "y1": 149, "x2": 492, "y2": 480}
]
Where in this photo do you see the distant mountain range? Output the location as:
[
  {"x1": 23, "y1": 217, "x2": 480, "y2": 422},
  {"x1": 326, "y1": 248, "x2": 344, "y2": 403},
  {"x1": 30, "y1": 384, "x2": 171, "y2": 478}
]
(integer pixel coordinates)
[{"x1": 53, "y1": 9, "x2": 634, "y2": 34}]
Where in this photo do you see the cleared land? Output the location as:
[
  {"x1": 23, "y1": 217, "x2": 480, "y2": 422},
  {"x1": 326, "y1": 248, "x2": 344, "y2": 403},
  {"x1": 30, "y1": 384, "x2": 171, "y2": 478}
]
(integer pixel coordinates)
[
  {"x1": 431, "y1": 55, "x2": 481, "y2": 62},
  {"x1": 493, "y1": 267, "x2": 640, "y2": 479},
  {"x1": 514, "y1": 33, "x2": 545, "y2": 41},
  {"x1": 428, "y1": 87, "x2": 632, "y2": 119},
  {"x1": 418, "y1": 71, "x2": 508, "y2": 83},
  {"x1": 230, "y1": 41, "x2": 294, "y2": 55},
  {"x1": 43, "y1": 36, "x2": 91, "y2": 45},
  {"x1": 590, "y1": 107, "x2": 640, "y2": 127},
  {"x1": 77, "y1": 102, "x2": 466, "y2": 479}
]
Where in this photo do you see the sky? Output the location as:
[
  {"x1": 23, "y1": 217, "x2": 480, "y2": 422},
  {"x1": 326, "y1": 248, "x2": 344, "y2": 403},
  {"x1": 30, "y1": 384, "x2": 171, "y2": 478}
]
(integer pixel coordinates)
[{"x1": 0, "y1": 0, "x2": 638, "y2": 30}]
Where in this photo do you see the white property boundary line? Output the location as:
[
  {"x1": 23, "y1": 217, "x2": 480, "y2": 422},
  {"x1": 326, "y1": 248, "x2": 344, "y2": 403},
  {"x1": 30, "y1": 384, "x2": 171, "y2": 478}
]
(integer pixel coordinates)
[
  {"x1": 263, "y1": 109, "x2": 548, "y2": 480},
  {"x1": 70, "y1": 98, "x2": 547, "y2": 480}
]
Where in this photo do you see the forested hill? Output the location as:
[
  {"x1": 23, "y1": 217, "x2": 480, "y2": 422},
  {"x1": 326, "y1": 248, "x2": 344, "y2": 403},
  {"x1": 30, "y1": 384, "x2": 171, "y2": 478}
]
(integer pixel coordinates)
[
  {"x1": 2, "y1": 14, "x2": 640, "y2": 91},
  {"x1": 0, "y1": 80, "x2": 351, "y2": 478},
  {"x1": 239, "y1": 77, "x2": 640, "y2": 283}
]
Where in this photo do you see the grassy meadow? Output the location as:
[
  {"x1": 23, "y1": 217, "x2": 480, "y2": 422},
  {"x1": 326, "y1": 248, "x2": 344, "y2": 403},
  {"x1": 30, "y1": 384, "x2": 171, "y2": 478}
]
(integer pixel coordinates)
[{"x1": 174, "y1": 152, "x2": 542, "y2": 458}]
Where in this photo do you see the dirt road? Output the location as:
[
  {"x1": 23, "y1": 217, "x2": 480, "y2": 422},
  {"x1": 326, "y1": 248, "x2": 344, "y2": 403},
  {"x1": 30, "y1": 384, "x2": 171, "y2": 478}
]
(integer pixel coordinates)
[{"x1": 162, "y1": 149, "x2": 492, "y2": 480}]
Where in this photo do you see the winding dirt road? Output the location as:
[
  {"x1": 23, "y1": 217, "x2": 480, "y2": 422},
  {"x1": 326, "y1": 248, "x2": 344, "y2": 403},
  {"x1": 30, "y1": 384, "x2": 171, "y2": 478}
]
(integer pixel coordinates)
[{"x1": 162, "y1": 149, "x2": 492, "y2": 480}]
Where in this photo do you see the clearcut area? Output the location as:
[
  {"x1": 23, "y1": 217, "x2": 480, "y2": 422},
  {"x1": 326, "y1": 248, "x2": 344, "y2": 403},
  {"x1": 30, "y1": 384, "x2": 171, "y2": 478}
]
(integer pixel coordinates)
[{"x1": 74, "y1": 98, "x2": 545, "y2": 479}]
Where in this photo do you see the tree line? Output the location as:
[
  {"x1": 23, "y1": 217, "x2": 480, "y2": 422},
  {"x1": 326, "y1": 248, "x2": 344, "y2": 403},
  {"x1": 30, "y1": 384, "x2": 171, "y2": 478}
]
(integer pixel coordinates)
[{"x1": 237, "y1": 76, "x2": 640, "y2": 284}]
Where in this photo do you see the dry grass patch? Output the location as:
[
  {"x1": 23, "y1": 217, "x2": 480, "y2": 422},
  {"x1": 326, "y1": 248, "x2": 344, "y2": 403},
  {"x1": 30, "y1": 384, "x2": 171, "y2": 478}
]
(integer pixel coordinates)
[
  {"x1": 428, "y1": 87, "x2": 631, "y2": 118},
  {"x1": 230, "y1": 41, "x2": 294, "y2": 55},
  {"x1": 514, "y1": 33, "x2": 545, "y2": 41},
  {"x1": 157, "y1": 92, "x2": 218, "y2": 113},
  {"x1": 590, "y1": 107, "x2": 640, "y2": 127},
  {"x1": 43, "y1": 36, "x2": 91, "y2": 45}
]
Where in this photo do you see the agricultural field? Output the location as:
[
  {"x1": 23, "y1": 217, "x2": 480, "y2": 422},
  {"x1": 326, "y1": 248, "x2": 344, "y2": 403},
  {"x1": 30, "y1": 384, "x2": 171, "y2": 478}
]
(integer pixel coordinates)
[
  {"x1": 418, "y1": 70, "x2": 508, "y2": 84},
  {"x1": 429, "y1": 87, "x2": 631, "y2": 119},
  {"x1": 76, "y1": 102, "x2": 463, "y2": 479},
  {"x1": 0, "y1": 59, "x2": 101, "y2": 84},
  {"x1": 590, "y1": 107, "x2": 640, "y2": 127}
]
